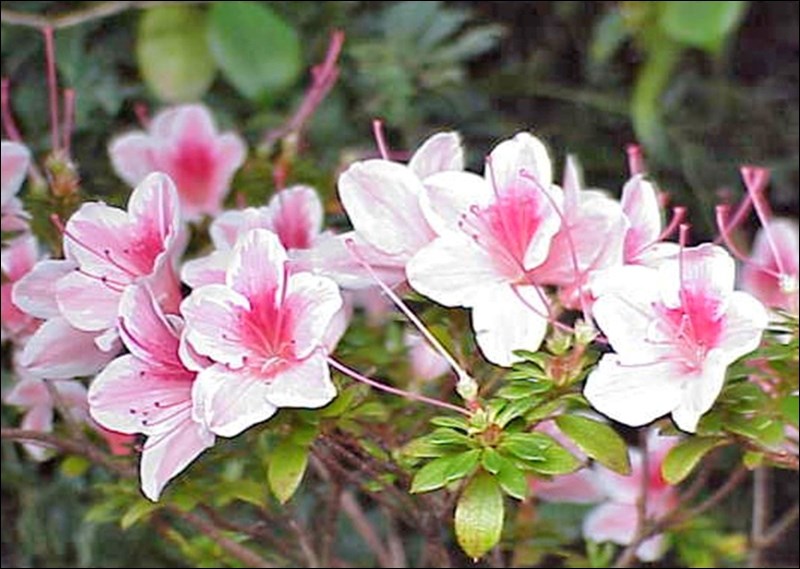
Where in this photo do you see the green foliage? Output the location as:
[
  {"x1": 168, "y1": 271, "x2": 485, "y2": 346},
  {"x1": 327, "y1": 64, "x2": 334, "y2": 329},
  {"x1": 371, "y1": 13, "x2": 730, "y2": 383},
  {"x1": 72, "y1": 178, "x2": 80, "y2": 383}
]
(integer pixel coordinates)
[
  {"x1": 555, "y1": 415, "x2": 630, "y2": 475},
  {"x1": 454, "y1": 470, "x2": 504, "y2": 560},
  {"x1": 659, "y1": 2, "x2": 749, "y2": 53},
  {"x1": 662, "y1": 437, "x2": 728, "y2": 484},
  {"x1": 207, "y1": 2, "x2": 302, "y2": 103},
  {"x1": 136, "y1": 5, "x2": 216, "y2": 103}
]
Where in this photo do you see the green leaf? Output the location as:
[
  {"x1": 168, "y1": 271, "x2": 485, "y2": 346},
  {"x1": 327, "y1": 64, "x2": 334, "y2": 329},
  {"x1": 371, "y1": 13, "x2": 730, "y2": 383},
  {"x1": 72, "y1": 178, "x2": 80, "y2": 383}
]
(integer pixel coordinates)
[
  {"x1": 60, "y1": 455, "x2": 90, "y2": 478},
  {"x1": 780, "y1": 395, "x2": 799, "y2": 427},
  {"x1": 528, "y1": 443, "x2": 581, "y2": 476},
  {"x1": 481, "y1": 448, "x2": 504, "y2": 474},
  {"x1": 555, "y1": 415, "x2": 631, "y2": 475},
  {"x1": 120, "y1": 500, "x2": 158, "y2": 530},
  {"x1": 590, "y1": 9, "x2": 629, "y2": 65},
  {"x1": 430, "y1": 415, "x2": 471, "y2": 431},
  {"x1": 659, "y1": 1, "x2": 749, "y2": 52},
  {"x1": 726, "y1": 415, "x2": 784, "y2": 448},
  {"x1": 207, "y1": 1, "x2": 301, "y2": 101},
  {"x1": 455, "y1": 471, "x2": 504, "y2": 560},
  {"x1": 498, "y1": 432, "x2": 554, "y2": 461},
  {"x1": 267, "y1": 439, "x2": 309, "y2": 504},
  {"x1": 662, "y1": 437, "x2": 725, "y2": 484},
  {"x1": 410, "y1": 451, "x2": 480, "y2": 493},
  {"x1": 427, "y1": 427, "x2": 473, "y2": 447},
  {"x1": 495, "y1": 456, "x2": 529, "y2": 500},
  {"x1": 497, "y1": 380, "x2": 553, "y2": 400},
  {"x1": 136, "y1": 5, "x2": 216, "y2": 102}
]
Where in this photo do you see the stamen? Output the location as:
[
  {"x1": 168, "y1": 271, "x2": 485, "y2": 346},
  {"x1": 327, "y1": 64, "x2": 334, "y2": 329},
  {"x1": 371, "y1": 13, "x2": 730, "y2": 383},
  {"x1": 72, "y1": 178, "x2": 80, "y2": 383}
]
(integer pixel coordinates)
[
  {"x1": 1, "y1": 78, "x2": 23, "y2": 142},
  {"x1": 626, "y1": 144, "x2": 646, "y2": 176},
  {"x1": 344, "y1": 237, "x2": 474, "y2": 385},
  {"x1": 328, "y1": 356, "x2": 471, "y2": 416},
  {"x1": 371, "y1": 119, "x2": 390, "y2": 160},
  {"x1": 715, "y1": 206, "x2": 782, "y2": 279},
  {"x1": 741, "y1": 166, "x2": 787, "y2": 278},
  {"x1": 43, "y1": 26, "x2": 60, "y2": 152}
]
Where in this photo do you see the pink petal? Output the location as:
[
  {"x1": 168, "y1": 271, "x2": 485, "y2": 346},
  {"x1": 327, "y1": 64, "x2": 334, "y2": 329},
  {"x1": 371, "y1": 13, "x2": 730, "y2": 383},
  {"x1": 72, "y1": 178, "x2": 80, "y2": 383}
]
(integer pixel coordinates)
[
  {"x1": 209, "y1": 208, "x2": 270, "y2": 249},
  {"x1": 180, "y1": 284, "x2": 251, "y2": 368},
  {"x1": 55, "y1": 270, "x2": 121, "y2": 332},
  {"x1": 1, "y1": 196, "x2": 31, "y2": 233},
  {"x1": 5, "y1": 377, "x2": 50, "y2": 407},
  {"x1": 20, "y1": 405, "x2": 54, "y2": 461},
  {"x1": 289, "y1": 231, "x2": 406, "y2": 290},
  {"x1": 471, "y1": 284, "x2": 549, "y2": 367},
  {"x1": 140, "y1": 420, "x2": 214, "y2": 501},
  {"x1": 0, "y1": 233, "x2": 37, "y2": 280},
  {"x1": 284, "y1": 272, "x2": 343, "y2": 359},
  {"x1": 1, "y1": 140, "x2": 30, "y2": 208},
  {"x1": 12, "y1": 259, "x2": 76, "y2": 319},
  {"x1": 621, "y1": 175, "x2": 661, "y2": 262},
  {"x1": 192, "y1": 364, "x2": 277, "y2": 437},
  {"x1": 583, "y1": 502, "x2": 638, "y2": 547},
  {"x1": 741, "y1": 218, "x2": 799, "y2": 311},
  {"x1": 62, "y1": 202, "x2": 134, "y2": 282},
  {"x1": 127, "y1": 172, "x2": 181, "y2": 248},
  {"x1": 584, "y1": 355, "x2": 685, "y2": 428},
  {"x1": 181, "y1": 250, "x2": 231, "y2": 288},
  {"x1": 108, "y1": 133, "x2": 155, "y2": 186},
  {"x1": 94, "y1": 425, "x2": 135, "y2": 455},
  {"x1": 52, "y1": 379, "x2": 89, "y2": 412},
  {"x1": 561, "y1": 155, "x2": 583, "y2": 212},
  {"x1": 657, "y1": 244, "x2": 735, "y2": 309},
  {"x1": 485, "y1": 132, "x2": 552, "y2": 195},
  {"x1": 406, "y1": 235, "x2": 506, "y2": 307},
  {"x1": 264, "y1": 351, "x2": 336, "y2": 409},
  {"x1": 118, "y1": 283, "x2": 183, "y2": 368},
  {"x1": 215, "y1": 132, "x2": 247, "y2": 177},
  {"x1": 408, "y1": 131, "x2": 464, "y2": 179},
  {"x1": 89, "y1": 354, "x2": 193, "y2": 435},
  {"x1": 267, "y1": 185, "x2": 323, "y2": 250},
  {"x1": 405, "y1": 330, "x2": 451, "y2": 381},
  {"x1": 20, "y1": 317, "x2": 118, "y2": 379},
  {"x1": 533, "y1": 469, "x2": 605, "y2": 504},
  {"x1": 338, "y1": 160, "x2": 435, "y2": 257},
  {"x1": 226, "y1": 228, "x2": 288, "y2": 303}
]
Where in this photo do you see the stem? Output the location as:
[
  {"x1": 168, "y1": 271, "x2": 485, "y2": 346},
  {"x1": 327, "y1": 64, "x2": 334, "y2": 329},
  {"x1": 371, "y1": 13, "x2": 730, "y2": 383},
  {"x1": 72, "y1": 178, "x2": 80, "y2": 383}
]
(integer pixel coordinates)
[
  {"x1": 748, "y1": 467, "x2": 771, "y2": 568},
  {"x1": 340, "y1": 491, "x2": 395, "y2": 568},
  {"x1": 43, "y1": 26, "x2": 60, "y2": 153},
  {"x1": 327, "y1": 357, "x2": 471, "y2": 416},
  {"x1": 755, "y1": 502, "x2": 799, "y2": 549}
]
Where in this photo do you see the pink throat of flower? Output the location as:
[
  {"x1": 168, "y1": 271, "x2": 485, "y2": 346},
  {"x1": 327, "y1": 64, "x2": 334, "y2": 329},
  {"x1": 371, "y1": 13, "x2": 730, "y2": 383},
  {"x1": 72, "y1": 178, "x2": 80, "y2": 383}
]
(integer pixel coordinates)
[
  {"x1": 652, "y1": 288, "x2": 724, "y2": 369},
  {"x1": 237, "y1": 287, "x2": 297, "y2": 377},
  {"x1": 168, "y1": 140, "x2": 216, "y2": 207}
]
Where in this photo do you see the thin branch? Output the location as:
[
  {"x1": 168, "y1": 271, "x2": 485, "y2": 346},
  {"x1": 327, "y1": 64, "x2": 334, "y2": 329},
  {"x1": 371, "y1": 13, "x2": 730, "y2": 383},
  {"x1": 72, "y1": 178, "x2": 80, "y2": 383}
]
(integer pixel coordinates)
[
  {"x1": 755, "y1": 502, "x2": 800, "y2": 549},
  {"x1": 748, "y1": 467, "x2": 771, "y2": 567},
  {"x1": 167, "y1": 506, "x2": 276, "y2": 568},
  {"x1": 287, "y1": 513, "x2": 321, "y2": 568},
  {"x1": 0, "y1": 2, "x2": 211, "y2": 31},
  {"x1": 340, "y1": 491, "x2": 395, "y2": 568}
]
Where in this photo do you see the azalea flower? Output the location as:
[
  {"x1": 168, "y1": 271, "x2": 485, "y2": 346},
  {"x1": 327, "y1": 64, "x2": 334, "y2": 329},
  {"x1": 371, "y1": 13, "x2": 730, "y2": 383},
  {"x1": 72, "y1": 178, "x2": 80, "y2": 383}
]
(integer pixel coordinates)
[
  {"x1": 1, "y1": 140, "x2": 31, "y2": 232},
  {"x1": 620, "y1": 174, "x2": 681, "y2": 266},
  {"x1": 404, "y1": 329, "x2": 451, "y2": 382},
  {"x1": 1, "y1": 234, "x2": 40, "y2": 343},
  {"x1": 407, "y1": 132, "x2": 561, "y2": 366},
  {"x1": 89, "y1": 283, "x2": 214, "y2": 500},
  {"x1": 181, "y1": 228, "x2": 343, "y2": 437},
  {"x1": 583, "y1": 430, "x2": 679, "y2": 562},
  {"x1": 109, "y1": 104, "x2": 246, "y2": 220},
  {"x1": 4, "y1": 373, "x2": 88, "y2": 461},
  {"x1": 585, "y1": 244, "x2": 768, "y2": 432},
  {"x1": 741, "y1": 218, "x2": 799, "y2": 315},
  {"x1": 52, "y1": 172, "x2": 183, "y2": 347}
]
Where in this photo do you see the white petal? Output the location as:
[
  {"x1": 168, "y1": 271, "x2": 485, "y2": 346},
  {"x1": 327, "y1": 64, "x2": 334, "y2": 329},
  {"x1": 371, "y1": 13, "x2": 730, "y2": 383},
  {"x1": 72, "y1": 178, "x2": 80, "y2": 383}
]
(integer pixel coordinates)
[
  {"x1": 716, "y1": 291, "x2": 768, "y2": 364},
  {"x1": 284, "y1": 273, "x2": 343, "y2": 359},
  {"x1": 584, "y1": 355, "x2": 685, "y2": 427},
  {"x1": 226, "y1": 228, "x2": 287, "y2": 301},
  {"x1": 658, "y1": 244, "x2": 735, "y2": 309},
  {"x1": 671, "y1": 353, "x2": 727, "y2": 433},
  {"x1": 471, "y1": 284, "x2": 549, "y2": 367},
  {"x1": 583, "y1": 503, "x2": 638, "y2": 547},
  {"x1": 181, "y1": 250, "x2": 231, "y2": 289},
  {"x1": 406, "y1": 235, "x2": 505, "y2": 307},
  {"x1": 265, "y1": 352, "x2": 336, "y2": 409},
  {"x1": 408, "y1": 131, "x2": 464, "y2": 179},
  {"x1": 12, "y1": 259, "x2": 76, "y2": 319},
  {"x1": 420, "y1": 171, "x2": 493, "y2": 235},
  {"x1": 486, "y1": 132, "x2": 552, "y2": 193},
  {"x1": 192, "y1": 364, "x2": 277, "y2": 437}
]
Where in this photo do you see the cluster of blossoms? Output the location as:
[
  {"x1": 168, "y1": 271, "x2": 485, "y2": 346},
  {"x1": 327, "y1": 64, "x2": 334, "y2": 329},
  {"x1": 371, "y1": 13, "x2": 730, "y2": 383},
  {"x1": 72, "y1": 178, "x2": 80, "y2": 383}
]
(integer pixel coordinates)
[{"x1": 2, "y1": 100, "x2": 798, "y2": 522}]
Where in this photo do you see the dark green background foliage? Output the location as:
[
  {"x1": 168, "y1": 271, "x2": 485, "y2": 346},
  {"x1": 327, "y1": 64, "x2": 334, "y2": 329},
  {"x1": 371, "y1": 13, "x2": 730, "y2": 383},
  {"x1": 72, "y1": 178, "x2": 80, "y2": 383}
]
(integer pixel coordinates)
[{"x1": 1, "y1": 2, "x2": 798, "y2": 567}]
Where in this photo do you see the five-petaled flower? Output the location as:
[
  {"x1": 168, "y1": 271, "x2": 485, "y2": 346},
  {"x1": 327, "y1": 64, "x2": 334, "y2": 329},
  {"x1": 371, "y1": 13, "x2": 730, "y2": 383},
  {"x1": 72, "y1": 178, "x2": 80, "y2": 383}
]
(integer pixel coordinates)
[
  {"x1": 181, "y1": 228, "x2": 343, "y2": 437},
  {"x1": 585, "y1": 244, "x2": 768, "y2": 432}
]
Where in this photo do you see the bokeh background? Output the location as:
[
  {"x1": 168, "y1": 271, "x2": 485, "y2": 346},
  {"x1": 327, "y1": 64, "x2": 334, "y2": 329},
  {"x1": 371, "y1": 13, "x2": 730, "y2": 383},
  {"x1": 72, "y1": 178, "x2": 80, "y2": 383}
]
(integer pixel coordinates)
[{"x1": 1, "y1": 2, "x2": 798, "y2": 567}]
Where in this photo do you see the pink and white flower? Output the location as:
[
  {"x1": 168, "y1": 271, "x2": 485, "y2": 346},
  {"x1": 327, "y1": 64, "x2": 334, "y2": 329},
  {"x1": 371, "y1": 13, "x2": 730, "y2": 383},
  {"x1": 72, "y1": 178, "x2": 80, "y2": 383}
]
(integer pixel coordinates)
[
  {"x1": 4, "y1": 374, "x2": 89, "y2": 461},
  {"x1": 109, "y1": 104, "x2": 246, "y2": 220},
  {"x1": 620, "y1": 174, "x2": 679, "y2": 266},
  {"x1": 181, "y1": 228, "x2": 343, "y2": 437},
  {"x1": 407, "y1": 132, "x2": 561, "y2": 366},
  {"x1": 2, "y1": 234, "x2": 41, "y2": 343},
  {"x1": 89, "y1": 283, "x2": 214, "y2": 501},
  {"x1": 53, "y1": 172, "x2": 183, "y2": 344},
  {"x1": 585, "y1": 244, "x2": 768, "y2": 432},
  {"x1": 1, "y1": 140, "x2": 31, "y2": 233},
  {"x1": 583, "y1": 430, "x2": 679, "y2": 561},
  {"x1": 404, "y1": 330, "x2": 451, "y2": 382},
  {"x1": 741, "y1": 218, "x2": 799, "y2": 315}
]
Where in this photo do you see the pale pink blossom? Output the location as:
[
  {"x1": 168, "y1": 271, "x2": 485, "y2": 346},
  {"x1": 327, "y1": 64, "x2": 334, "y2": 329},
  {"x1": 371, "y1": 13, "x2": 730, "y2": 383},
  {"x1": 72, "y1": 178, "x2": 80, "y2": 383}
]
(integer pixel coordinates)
[
  {"x1": 404, "y1": 330, "x2": 451, "y2": 381},
  {"x1": 336, "y1": 132, "x2": 463, "y2": 267},
  {"x1": 1, "y1": 140, "x2": 31, "y2": 232},
  {"x1": 585, "y1": 244, "x2": 768, "y2": 432},
  {"x1": 530, "y1": 156, "x2": 628, "y2": 310},
  {"x1": 54, "y1": 172, "x2": 183, "y2": 342},
  {"x1": 89, "y1": 283, "x2": 214, "y2": 500},
  {"x1": 1, "y1": 234, "x2": 40, "y2": 343},
  {"x1": 582, "y1": 430, "x2": 679, "y2": 561},
  {"x1": 181, "y1": 229, "x2": 343, "y2": 437},
  {"x1": 620, "y1": 174, "x2": 679, "y2": 266},
  {"x1": 4, "y1": 374, "x2": 88, "y2": 461},
  {"x1": 109, "y1": 105, "x2": 246, "y2": 220},
  {"x1": 741, "y1": 218, "x2": 799, "y2": 314},
  {"x1": 12, "y1": 246, "x2": 119, "y2": 379},
  {"x1": 407, "y1": 132, "x2": 561, "y2": 366}
]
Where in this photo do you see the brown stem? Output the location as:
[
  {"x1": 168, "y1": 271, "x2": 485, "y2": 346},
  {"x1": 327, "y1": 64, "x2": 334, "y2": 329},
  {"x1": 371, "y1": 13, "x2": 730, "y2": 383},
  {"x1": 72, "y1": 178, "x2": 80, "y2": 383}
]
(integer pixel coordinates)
[
  {"x1": 287, "y1": 514, "x2": 320, "y2": 568},
  {"x1": 748, "y1": 467, "x2": 771, "y2": 567},
  {"x1": 755, "y1": 502, "x2": 800, "y2": 549},
  {"x1": 340, "y1": 491, "x2": 395, "y2": 568}
]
